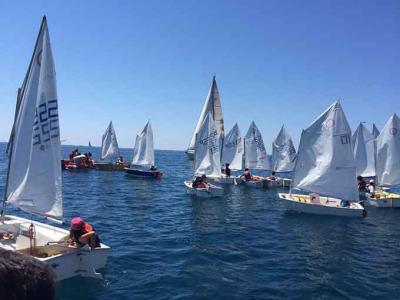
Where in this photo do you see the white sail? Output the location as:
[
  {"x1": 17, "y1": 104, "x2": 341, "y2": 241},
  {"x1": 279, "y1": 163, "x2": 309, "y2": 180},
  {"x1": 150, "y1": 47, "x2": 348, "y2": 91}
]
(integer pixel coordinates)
[
  {"x1": 244, "y1": 121, "x2": 270, "y2": 170},
  {"x1": 6, "y1": 17, "x2": 62, "y2": 219},
  {"x1": 221, "y1": 123, "x2": 243, "y2": 170},
  {"x1": 194, "y1": 112, "x2": 222, "y2": 177},
  {"x1": 187, "y1": 77, "x2": 224, "y2": 152},
  {"x1": 375, "y1": 114, "x2": 400, "y2": 186},
  {"x1": 352, "y1": 123, "x2": 375, "y2": 177},
  {"x1": 372, "y1": 123, "x2": 380, "y2": 139},
  {"x1": 100, "y1": 121, "x2": 120, "y2": 160},
  {"x1": 272, "y1": 125, "x2": 296, "y2": 172},
  {"x1": 292, "y1": 101, "x2": 358, "y2": 201},
  {"x1": 131, "y1": 121, "x2": 155, "y2": 168}
]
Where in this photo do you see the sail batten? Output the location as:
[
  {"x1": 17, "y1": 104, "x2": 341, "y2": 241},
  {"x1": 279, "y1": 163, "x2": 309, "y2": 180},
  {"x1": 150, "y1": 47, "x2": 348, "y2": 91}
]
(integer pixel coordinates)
[
  {"x1": 221, "y1": 123, "x2": 243, "y2": 170},
  {"x1": 101, "y1": 121, "x2": 120, "y2": 160},
  {"x1": 244, "y1": 121, "x2": 270, "y2": 170},
  {"x1": 292, "y1": 101, "x2": 358, "y2": 200},
  {"x1": 272, "y1": 125, "x2": 296, "y2": 172},
  {"x1": 194, "y1": 112, "x2": 222, "y2": 177},
  {"x1": 187, "y1": 77, "x2": 224, "y2": 152},
  {"x1": 131, "y1": 121, "x2": 155, "y2": 168},
  {"x1": 6, "y1": 17, "x2": 63, "y2": 219},
  {"x1": 375, "y1": 114, "x2": 400, "y2": 186}
]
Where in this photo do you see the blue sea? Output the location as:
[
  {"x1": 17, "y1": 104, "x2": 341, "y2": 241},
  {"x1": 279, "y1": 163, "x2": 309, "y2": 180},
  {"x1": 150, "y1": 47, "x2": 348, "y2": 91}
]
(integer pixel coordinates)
[{"x1": 0, "y1": 143, "x2": 399, "y2": 299}]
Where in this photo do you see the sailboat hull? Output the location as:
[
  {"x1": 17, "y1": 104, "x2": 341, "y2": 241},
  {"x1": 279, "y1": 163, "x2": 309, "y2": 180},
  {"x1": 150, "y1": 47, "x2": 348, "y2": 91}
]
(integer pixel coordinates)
[
  {"x1": 184, "y1": 181, "x2": 224, "y2": 198},
  {"x1": 125, "y1": 168, "x2": 163, "y2": 178},
  {"x1": 278, "y1": 193, "x2": 365, "y2": 217},
  {"x1": 207, "y1": 175, "x2": 243, "y2": 185},
  {"x1": 0, "y1": 215, "x2": 110, "y2": 281},
  {"x1": 185, "y1": 150, "x2": 195, "y2": 160},
  {"x1": 366, "y1": 191, "x2": 400, "y2": 208}
]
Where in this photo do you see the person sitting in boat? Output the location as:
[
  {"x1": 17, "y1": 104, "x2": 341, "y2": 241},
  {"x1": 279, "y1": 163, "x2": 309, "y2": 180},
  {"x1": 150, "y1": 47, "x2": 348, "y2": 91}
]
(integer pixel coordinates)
[
  {"x1": 357, "y1": 175, "x2": 367, "y2": 192},
  {"x1": 149, "y1": 165, "x2": 157, "y2": 171},
  {"x1": 192, "y1": 175, "x2": 209, "y2": 188},
  {"x1": 367, "y1": 179, "x2": 375, "y2": 197},
  {"x1": 267, "y1": 171, "x2": 277, "y2": 181},
  {"x1": 116, "y1": 156, "x2": 124, "y2": 165},
  {"x1": 224, "y1": 163, "x2": 231, "y2": 177},
  {"x1": 240, "y1": 168, "x2": 253, "y2": 181},
  {"x1": 68, "y1": 217, "x2": 100, "y2": 249}
]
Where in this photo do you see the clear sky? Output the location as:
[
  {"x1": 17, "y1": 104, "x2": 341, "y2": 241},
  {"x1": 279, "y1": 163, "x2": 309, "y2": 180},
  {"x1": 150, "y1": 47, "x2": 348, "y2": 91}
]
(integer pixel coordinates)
[{"x1": 0, "y1": 0, "x2": 399, "y2": 151}]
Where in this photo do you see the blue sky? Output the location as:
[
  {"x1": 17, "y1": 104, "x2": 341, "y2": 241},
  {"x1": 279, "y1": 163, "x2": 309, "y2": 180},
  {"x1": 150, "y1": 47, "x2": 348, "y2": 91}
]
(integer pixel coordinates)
[{"x1": 0, "y1": 0, "x2": 399, "y2": 151}]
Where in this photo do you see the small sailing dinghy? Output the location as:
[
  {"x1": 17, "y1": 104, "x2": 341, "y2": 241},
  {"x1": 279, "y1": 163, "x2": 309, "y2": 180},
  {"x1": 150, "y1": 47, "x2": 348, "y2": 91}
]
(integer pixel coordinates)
[
  {"x1": 352, "y1": 123, "x2": 376, "y2": 178},
  {"x1": 186, "y1": 76, "x2": 224, "y2": 160},
  {"x1": 270, "y1": 125, "x2": 297, "y2": 188},
  {"x1": 278, "y1": 101, "x2": 365, "y2": 217},
  {"x1": 218, "y1": 123, "x2": 244, "y2": 184},
  {"x1": 366, "y1": 114, "x2": 400, "y2": 207},
  {"x1": 125, "y1": 121, "x2": 162, "y2": 178},
  {"x1": 1, "y1": 17, "x2": 109, "y2": 280},
  {"x1": 242, "y1": 121, "x2": 271, "y2": 188},
  {"x1": 184, "y1": 112, "x2": 224, "y2": 197},
  {"x1": 95, "y1": 121, "x2": 127, "y2": 171}
]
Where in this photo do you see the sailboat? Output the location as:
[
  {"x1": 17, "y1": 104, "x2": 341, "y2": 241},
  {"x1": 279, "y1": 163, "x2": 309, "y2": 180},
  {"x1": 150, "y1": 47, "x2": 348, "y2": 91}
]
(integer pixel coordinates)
[
  {"x1": 186, "y1": 76, "x2": 224, "y2": 160},
  {"x1": 95, "y1": 121, "x2": 127, "y2": 171},
  {"x1": 0, "y1": 17, "x2": 109, "y2": 280},
  {"x1": 270, "y1": 125, "x2": 296, "y2": 187},
  {"x1": 217, "y1": 123, "x2": 244, "y2": 184},
  {"x1": 367, "y1": 114, "x2": 400, "y2": 207},
  {"x1": 125, "y1": 121, "x2": 162, "y2": 178},
  {"x1": 352, "y1": 123, "x2": 375, "y2": 178},
  {"x1": 184, "y1": 112, "x2": 224, "y2": 197},
  {"x1": 278, "y1": 101, "x2": 365, "y2": 217},
  {"x1": 243, "y1": 121, "x2": 271, "y2": 188}
]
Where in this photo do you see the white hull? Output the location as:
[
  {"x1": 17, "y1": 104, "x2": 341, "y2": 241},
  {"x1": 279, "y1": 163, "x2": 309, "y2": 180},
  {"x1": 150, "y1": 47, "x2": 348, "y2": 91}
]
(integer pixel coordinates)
[
  {"x1": 185, "y1": 150, "x2": 195, "y2": 160},
  {"x1": 365, "y1": 191, "x2": 400, "y2": 208},
  {"x1": 243, "y1": 177, "x2": 291, "y2": 188},
  {"x1": 184, "y1": 181, "x2": 224, "y2": 198},
  {"x1": 278, "y1": 193, "x2": 365, "y2": 217},
  {"x1": 244, "y1": 179, "x2": 268, "y2": 188},
  {"x1": 207, "y1": 175, "x2": 243, "y2": 185},
  {"x1": 0, "y1": 215, "x2": 110, "y2": 281}
]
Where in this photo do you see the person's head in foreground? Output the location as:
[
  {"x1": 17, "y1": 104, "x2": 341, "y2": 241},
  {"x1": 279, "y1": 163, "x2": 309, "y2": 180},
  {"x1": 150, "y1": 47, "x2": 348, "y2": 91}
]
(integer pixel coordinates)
[{"x1": 0, "y1": 249, "x2": 55, "y2": 300}]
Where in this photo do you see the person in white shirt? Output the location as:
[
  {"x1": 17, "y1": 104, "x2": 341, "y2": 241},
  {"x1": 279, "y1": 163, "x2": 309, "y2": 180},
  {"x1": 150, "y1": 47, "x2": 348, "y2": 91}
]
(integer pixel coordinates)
[{"x1": 367, "y1": 179, "x2": 375, "y2": 197}]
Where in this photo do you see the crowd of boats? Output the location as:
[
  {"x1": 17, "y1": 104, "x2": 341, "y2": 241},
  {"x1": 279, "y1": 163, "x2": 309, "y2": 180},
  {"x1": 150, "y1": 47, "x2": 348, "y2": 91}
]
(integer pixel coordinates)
[{"x1": 0, "y1": 16, "x2": 399, "y2": 283}]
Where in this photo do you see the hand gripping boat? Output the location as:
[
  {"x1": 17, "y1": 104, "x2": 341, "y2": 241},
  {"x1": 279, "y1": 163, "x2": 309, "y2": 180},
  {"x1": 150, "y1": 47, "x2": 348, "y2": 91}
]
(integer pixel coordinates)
[
  {"x1": 1, "y1": 17, "x2": 109, "y2": 281},
  {"x1": 184, "y1": 181, "x2": 224, "y2": 198},
  {"x1": 278, "y1": 101, "x2": 366, "y2": 218}
]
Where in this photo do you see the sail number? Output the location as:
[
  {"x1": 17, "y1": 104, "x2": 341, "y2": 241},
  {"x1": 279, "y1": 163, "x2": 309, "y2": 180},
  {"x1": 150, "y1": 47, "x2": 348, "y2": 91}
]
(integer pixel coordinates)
[
  {"x1": 33, "y1": 99, "x2": 59, "y2": 146},
  {"x1": 199, "y1": 130, "x2": 219, "y2": 154},
  {"x1": 340, "y1": 134, "x2": 351, "y2": 145}
]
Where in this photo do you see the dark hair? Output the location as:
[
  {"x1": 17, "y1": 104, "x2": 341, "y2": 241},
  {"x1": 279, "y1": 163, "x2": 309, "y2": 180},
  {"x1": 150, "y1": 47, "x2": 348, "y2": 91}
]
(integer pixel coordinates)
[
  {"x1": 0, "y1": 249, "x2": 55, "y2": 300},
  {"x1": 245, "y1": 168, "x2": 249, "y2": 171},
  {"x1": 357, "y1": 175, "x2": 363, "y2": 180},
  {"x1": 272, "y1": 171, "x2": 276, "y2": 175}
]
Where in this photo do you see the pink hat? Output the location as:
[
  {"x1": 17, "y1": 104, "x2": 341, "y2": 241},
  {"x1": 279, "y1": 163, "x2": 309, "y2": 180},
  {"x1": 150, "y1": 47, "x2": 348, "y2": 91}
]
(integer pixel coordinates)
[{"x1": 71, "y1": 217, "x2": 85, "y2": 230}]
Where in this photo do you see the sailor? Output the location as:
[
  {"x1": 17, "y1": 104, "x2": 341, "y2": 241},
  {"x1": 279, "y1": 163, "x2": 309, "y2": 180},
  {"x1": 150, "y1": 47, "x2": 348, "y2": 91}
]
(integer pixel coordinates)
[
  {"x1": 116, "y1": 156, "x2": 124, "y2": 165},
  {"x1": 225, "y1": 163, "x2": 231, "y2": 177},
  {"x1": 69, "y1": 217, "x2": 100, "y2": 249},
  {"x1": 150, "y1": 165, "x2": 157, "y2": 171},
  {"x1": 367, "y1": 180, "x2": 375, "y2": 197},
  {"x1": 240, "y1": 168, "x2": 253, "y2": 181},
  {"x1": 268, "y1": 171, "x2": 277, "y2": 180},
  {"x1": 357, "y1": 176, "x2": 367, "y2": 192}
]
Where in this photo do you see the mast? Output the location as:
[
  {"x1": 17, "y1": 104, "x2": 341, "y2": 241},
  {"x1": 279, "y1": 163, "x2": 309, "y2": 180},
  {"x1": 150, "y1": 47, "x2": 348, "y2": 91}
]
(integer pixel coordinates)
[{"x1": 1, "y1": 16, "x2": 47, "y2": 220}]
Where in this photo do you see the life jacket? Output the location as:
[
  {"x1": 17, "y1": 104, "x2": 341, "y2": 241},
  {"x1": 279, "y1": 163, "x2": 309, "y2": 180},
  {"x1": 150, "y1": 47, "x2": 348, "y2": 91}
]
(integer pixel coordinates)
[{"x1": 71, "y1": 223, "x2": 94, "y2": 245}]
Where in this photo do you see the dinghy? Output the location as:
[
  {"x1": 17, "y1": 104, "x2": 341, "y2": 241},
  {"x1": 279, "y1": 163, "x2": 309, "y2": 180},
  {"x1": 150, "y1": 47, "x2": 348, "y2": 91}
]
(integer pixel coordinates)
[
  {"x1": 352, "y1": 123, "x2": 375, "y2": 178},
  {"x1": 186, "y1": 76, "x2": 224, "y2": 160},
  {"x1": 278, "y1": 101, "x2": 365, "y2": 217},
  {"x1": 125, "y1": 121, "x2": 162, "y2": 178},
  {"x1": 184, "y1": 112, "x2": 224, "y2": 197},
  {"x1": 270, "y1": 125, "x2": 297, "y2": 188},
  {"x1": 0, "y1": 17, "x2": 110, "y2": 280},
  {"x1": 367, "y1": 114, "x2": 400, "y2": 207},
  {"x1": 242, "y1": 121, "x2": 271, "y2": 188},
  {"x1": 95, "y1": 121, "x2": 127, "y2": 171},
  {"x1": 218, "y1": 123, "x2": 244, "y2": 184}
]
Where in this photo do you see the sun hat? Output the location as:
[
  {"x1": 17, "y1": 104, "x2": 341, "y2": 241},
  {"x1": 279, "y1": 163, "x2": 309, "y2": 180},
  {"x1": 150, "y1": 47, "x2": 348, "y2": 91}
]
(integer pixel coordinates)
[{"x1": 71, "y1": 217, "x2": 85, "y2": 230}]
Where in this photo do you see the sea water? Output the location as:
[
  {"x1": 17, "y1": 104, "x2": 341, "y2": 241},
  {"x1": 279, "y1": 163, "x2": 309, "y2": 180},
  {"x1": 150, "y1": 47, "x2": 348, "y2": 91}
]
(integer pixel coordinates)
[{"x1": 0, "y1": 143, "x2": 399, "y2": 299}]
